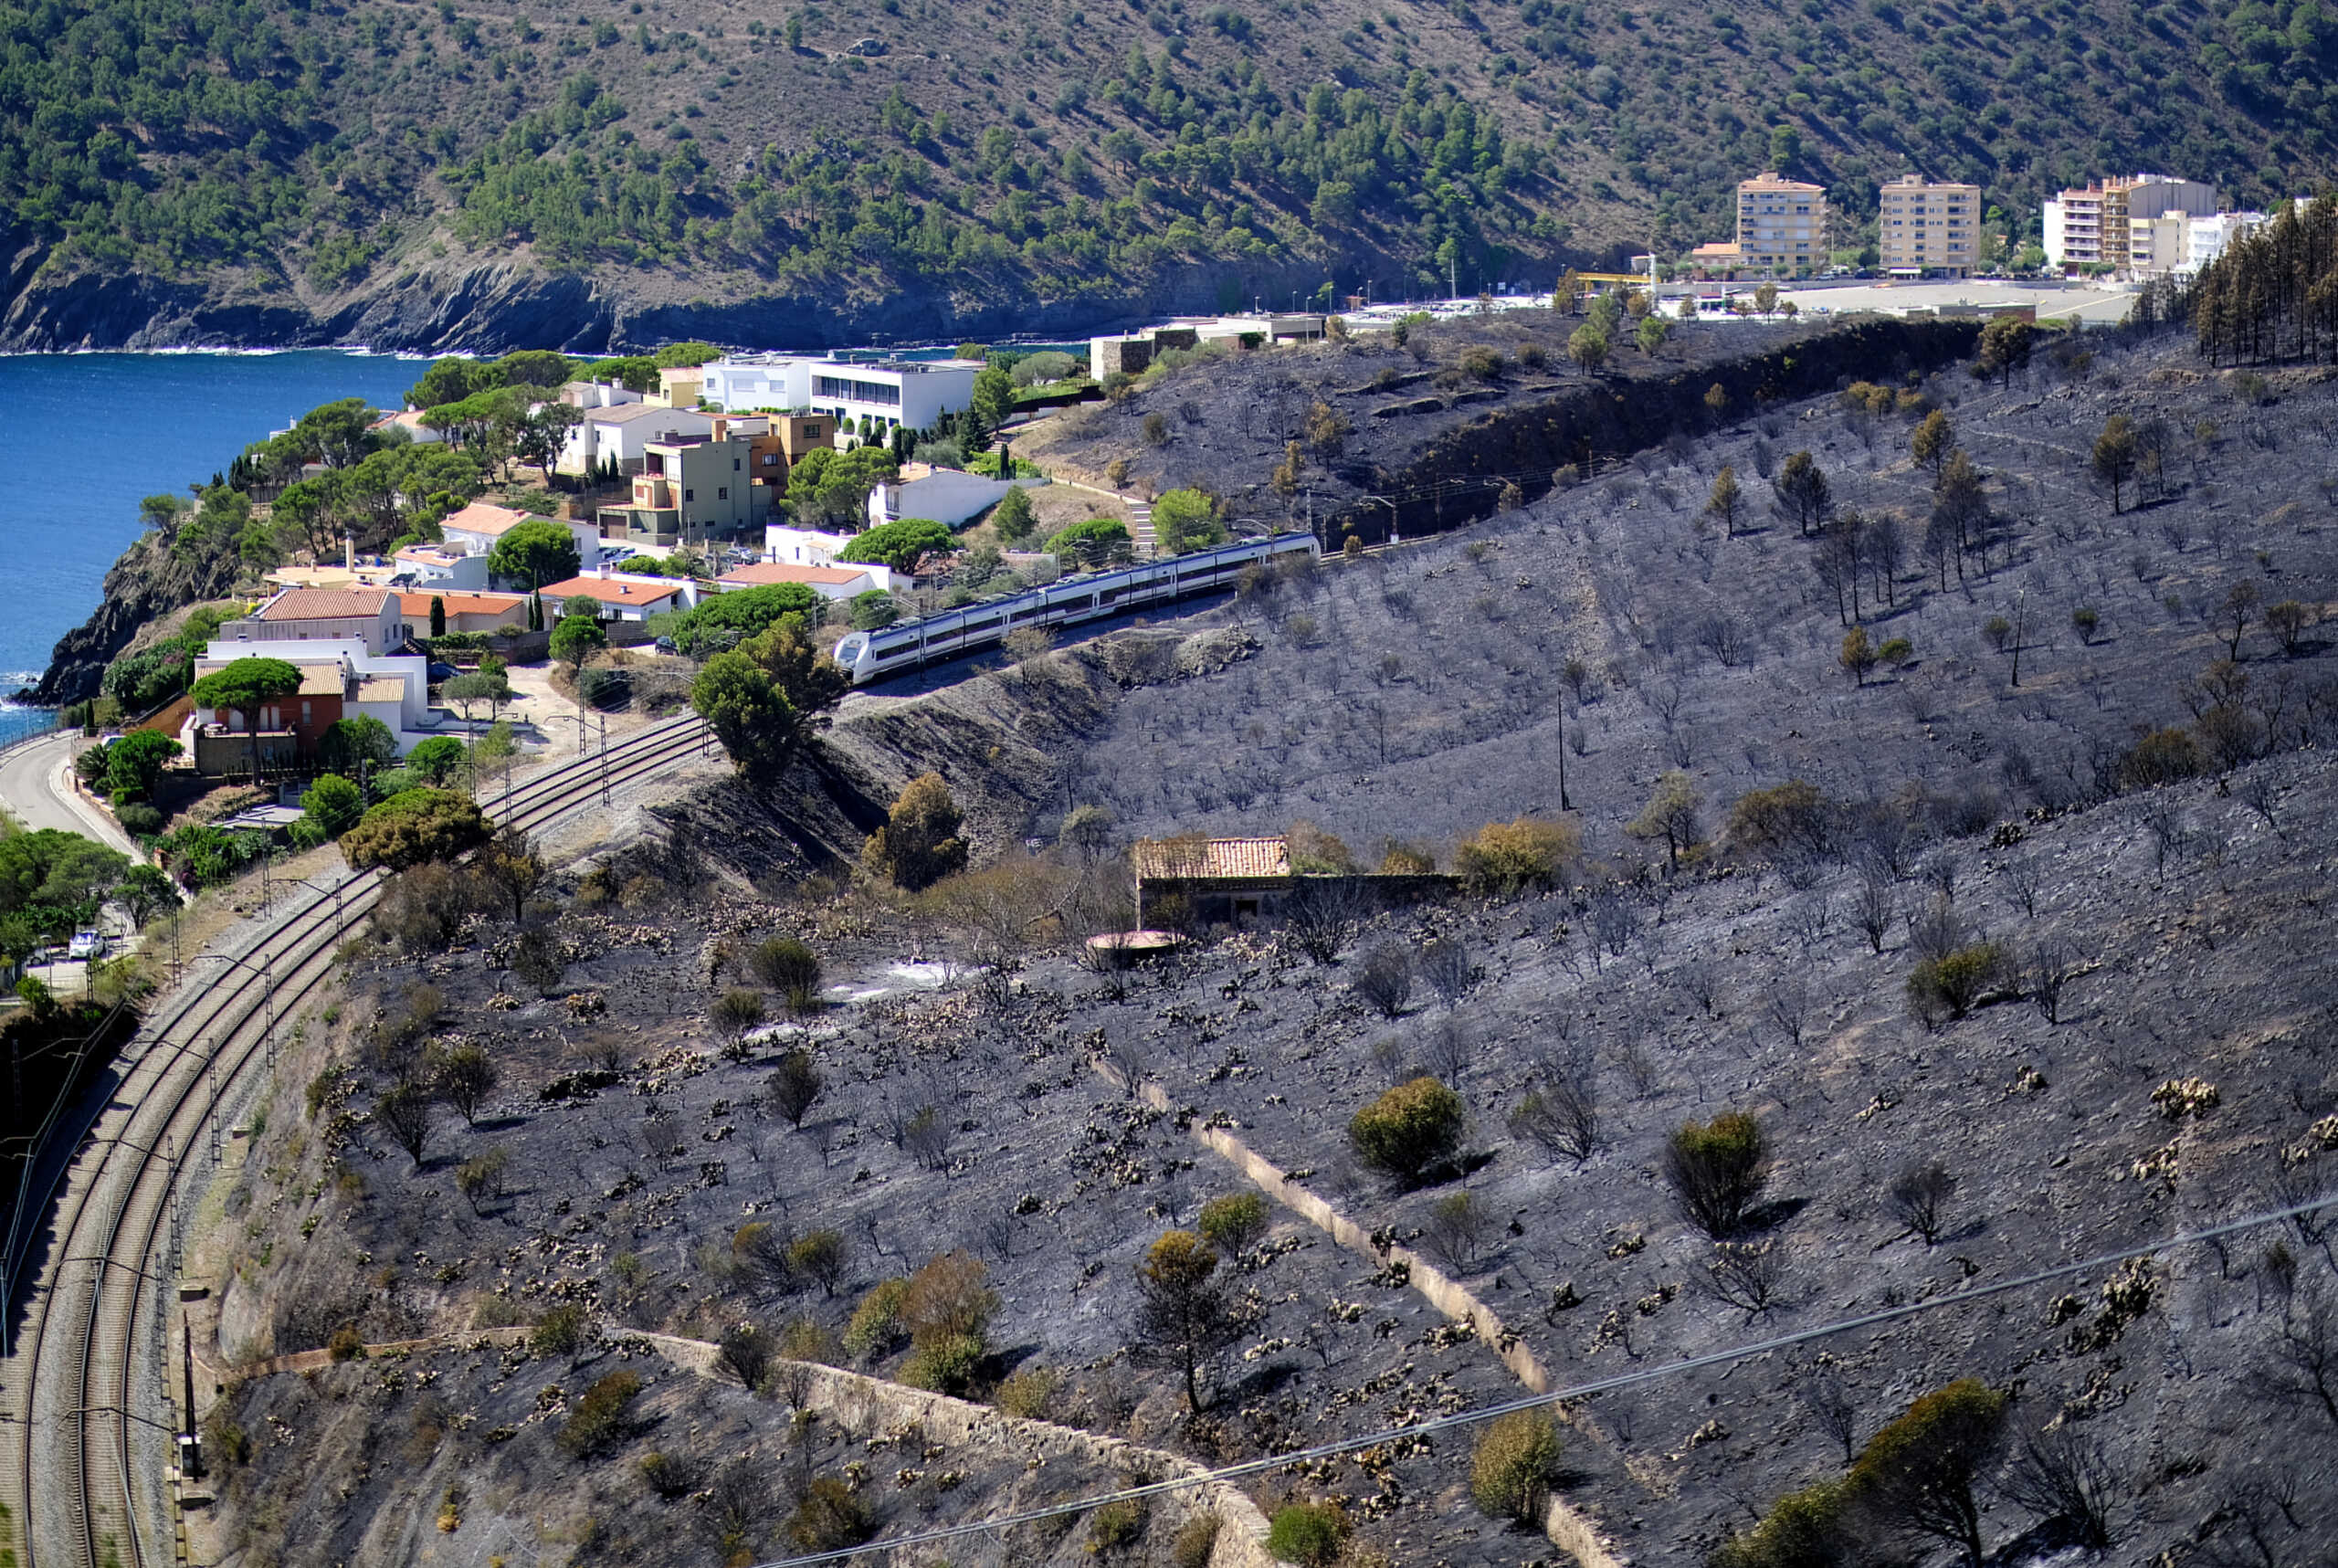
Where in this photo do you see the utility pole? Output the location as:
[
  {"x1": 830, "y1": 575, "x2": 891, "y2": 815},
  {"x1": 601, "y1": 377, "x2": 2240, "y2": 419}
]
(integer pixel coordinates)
[
  {"x1": 1555, "y1": 697, "x2": 1572, "y2": 811},
  {"x1": 599, "y1": 713, "x2": 611, "y2": 806}
]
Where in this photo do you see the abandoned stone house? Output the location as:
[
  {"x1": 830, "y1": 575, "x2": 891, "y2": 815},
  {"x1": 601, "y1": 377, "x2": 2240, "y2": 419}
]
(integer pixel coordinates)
[{"x1": 1132, "y1": 836, "x2": 1294, "y2": 929}]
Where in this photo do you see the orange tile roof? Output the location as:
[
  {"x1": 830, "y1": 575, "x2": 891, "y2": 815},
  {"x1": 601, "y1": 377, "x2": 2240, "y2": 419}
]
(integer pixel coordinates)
[
  {"x1": 438, "y1": 502, "x2": 539, "y2": 538},
  {"x1": 540, "y1": 575, "x2": 681, "y2": 607},
  {"x1": 353, "y1": 677, "x2": 407, "y2": 702},
  {"x1": 298, "y1": 666, "x2": 348, "y2": 697},
  {"x1": 1132, "y1": 837, "x2": 1291, "y2": 880},
  {"x1": 395, "y1": 591, "x2": 530, "y2": 618},
  {"x1": 258, "y1": 587, "x2": 393, "y2": 621},
  {"x1": 718, "y1": 563, "x2": 869, "y2": 588}
]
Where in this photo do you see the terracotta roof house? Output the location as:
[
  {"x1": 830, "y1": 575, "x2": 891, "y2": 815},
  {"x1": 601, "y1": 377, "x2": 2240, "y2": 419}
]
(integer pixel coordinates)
[
  {"x1": 1132, "y1": 836, "x2": 1294, "y2": 928},
  {"x1": 395, "y1": 590, "x2": 532, "y2": 634},
  {"x1": 540, "y1": 574, "x2": 685, "y2": 621},
  {"x1": 217, "y1": 586, "x2": 405, "y2": 656}
]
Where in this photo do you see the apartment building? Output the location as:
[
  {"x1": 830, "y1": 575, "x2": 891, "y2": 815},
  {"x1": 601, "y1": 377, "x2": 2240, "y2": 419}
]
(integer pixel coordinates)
[
  {"x1": 1735, "y1": 173, "x2": 1829, "y2": 276},
  {"x1": 595, "y1": 420, "x2": 774, "y2": 548},
  {"x1": 2042, "y1": 174, "x2": 2217, "y2": 271},
  {"x1": 2190, "y1": 210, "x2": 2271, "y2": 272},
  {"x1": 696, "y1": 354, "x2": 982, "y2": 435},
  {"x1": 1878, "y1": 175, "x2": 1981, "y2": 277}
]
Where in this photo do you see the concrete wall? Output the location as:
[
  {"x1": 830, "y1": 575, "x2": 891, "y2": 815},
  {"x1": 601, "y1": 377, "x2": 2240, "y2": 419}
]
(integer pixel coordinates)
[{"x1": 1125, "y1": 1074, "x2": 1629, "y2": 1568}]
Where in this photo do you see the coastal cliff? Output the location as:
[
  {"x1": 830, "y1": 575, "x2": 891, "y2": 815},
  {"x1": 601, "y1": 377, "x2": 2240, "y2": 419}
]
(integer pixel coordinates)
[
  {"x1": 20, "y1": 532, "x2": 242, "y2": 709},
  {"x1": 0, "y1": 247, "x2": 1301, "y2": 356}
]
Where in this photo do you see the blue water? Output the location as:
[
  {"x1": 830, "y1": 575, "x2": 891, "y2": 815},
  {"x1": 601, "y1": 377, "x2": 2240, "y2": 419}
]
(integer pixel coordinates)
[{"x1": 0, "y1": 351, "x2": 427, "y2": 746}]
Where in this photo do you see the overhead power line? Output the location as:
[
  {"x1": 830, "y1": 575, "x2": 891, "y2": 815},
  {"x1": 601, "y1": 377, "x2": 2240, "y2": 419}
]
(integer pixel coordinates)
[{"x1": 752, "y1": 1188, "x2": 2338, "y2": 1568}]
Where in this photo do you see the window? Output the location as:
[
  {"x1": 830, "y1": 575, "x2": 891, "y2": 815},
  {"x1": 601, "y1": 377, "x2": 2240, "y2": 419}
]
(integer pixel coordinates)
[
  {"x1": 733, "y1": 458, "x2": 742, "y2": 470},
  {"x1": 685, "y1": 489, "x2": 695, "y2": 501},
  {"x1": 718, "y1": 487, "x2": 728, "y2": 500}
]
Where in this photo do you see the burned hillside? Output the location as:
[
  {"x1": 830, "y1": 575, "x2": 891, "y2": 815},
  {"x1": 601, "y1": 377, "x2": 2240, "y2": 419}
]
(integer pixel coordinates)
[{"x1": 193, "y1": 329, "x2": 2338, "y2": 1568}]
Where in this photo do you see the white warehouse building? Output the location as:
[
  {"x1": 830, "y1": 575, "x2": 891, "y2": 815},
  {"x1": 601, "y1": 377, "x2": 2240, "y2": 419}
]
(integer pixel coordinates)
[{"x1": 698, "y1": 355, "x2": 982, "y2": 434}]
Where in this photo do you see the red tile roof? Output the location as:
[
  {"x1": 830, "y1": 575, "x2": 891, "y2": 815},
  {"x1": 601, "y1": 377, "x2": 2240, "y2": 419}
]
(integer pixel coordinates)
[
  {"x1": 395, "y1": 591, "x2": 530, "y2": 618},
  {"x1": 258, "y1": 587, "x2": 394, "y2": 621},
  {"x1": 717, "y1": 563, "x2": 870, "y2": 588},
  {"x1": 1132, "y1": 837, "x2": 1291, "y2": 880},
  {"x1": 540, "y1": 575, "x2": 681, "y2": 607},
  {"x1": 437, "y1": 502, "x2": 539, "y2": 538}
]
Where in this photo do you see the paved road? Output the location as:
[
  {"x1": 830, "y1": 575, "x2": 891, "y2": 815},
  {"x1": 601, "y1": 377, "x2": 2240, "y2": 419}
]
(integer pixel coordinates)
[{"x1": 0, "y1": 729, "x2": 142, "y2": 857}]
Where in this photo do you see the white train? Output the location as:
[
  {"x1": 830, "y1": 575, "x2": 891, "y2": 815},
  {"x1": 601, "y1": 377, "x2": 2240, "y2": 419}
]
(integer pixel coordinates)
[{"x1": 831, "y1": 531, "x2": 1321, "y2": 686}]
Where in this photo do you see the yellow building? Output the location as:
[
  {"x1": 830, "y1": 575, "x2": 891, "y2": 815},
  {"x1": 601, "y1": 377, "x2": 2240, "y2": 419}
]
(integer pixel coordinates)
[
  {"x1": 1879, "y1": 175, "x2": 1983, "y2": 277},
  {"x1": 1736, "y1": 174, "x2": 1829, "y2": 276}
]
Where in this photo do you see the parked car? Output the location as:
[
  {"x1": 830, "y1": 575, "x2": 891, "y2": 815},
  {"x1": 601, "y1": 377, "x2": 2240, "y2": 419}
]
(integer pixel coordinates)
[
  {"x1": 654, "y1": 637, "x2": 678, "y2": 654},
  {"x1": 68, "y1": 930, "x2": 101, "y2": 960},
  {"x1": 428, "y1": 661, "x2": 460, "y2": 681}
]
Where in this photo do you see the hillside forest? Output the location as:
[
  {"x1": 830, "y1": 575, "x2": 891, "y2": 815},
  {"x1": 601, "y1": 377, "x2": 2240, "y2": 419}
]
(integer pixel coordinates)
[{"x1": 5, "y1": 0, "x2": 2338, "y2": 342}]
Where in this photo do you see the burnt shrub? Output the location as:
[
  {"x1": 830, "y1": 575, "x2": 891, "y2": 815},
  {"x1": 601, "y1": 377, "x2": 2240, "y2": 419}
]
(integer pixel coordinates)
[
  {"x1": 1663, "y1": 1110, "x2": 1768, "y2": 1237},
  {"x1": 719, "y1": 1321, "x2": 774, "y2": 1390},
  {"x1": 1349, "y1": 1076, "x2": 1465, "y2": 1184},
  {"x1": 1352, "y1": 942, "x2": 1413, "y2": 1017},
  {"x1": 768, "y1": 1049, "x2": 824, "y2": 1128}
]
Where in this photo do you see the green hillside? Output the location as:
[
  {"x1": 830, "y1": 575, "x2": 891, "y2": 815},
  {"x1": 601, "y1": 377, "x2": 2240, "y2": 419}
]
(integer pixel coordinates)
[{"x1": 4, "y1": 0, "x2": 2335, "y2": 342}]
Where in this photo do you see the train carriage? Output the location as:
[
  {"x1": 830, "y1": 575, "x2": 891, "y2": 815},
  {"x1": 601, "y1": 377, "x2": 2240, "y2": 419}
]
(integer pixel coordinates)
[{"x1": 831, "y1": 531, "x2": 1320, "y2": 685}]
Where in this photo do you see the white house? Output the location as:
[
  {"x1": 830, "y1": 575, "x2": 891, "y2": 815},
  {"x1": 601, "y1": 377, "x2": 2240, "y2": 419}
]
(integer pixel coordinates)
[
  {"x1": 437, "y1": 502, "x2": 602, "y2": 586},
  {"x1": 216, "y1": 587, "x2": 405, "y2": 658},
  {"x1": 2189, "y1": 210, "x2": 2270, "y2": 271},
  {"x1": 367, "y1": 408, "x2": 444, "y2": 446},
  {"x1": 867, "y1": 465, "x2": 1035, "y2": 530},
  {"x1": 698, "y1": 354, "x2": 981, "y2": 435},
  {"x1": 539, "y1": 571, "x2": 690, "y2": 622},
  {"x1": 559, "y1": 379, "x2": 644, "y2": 410},
  {"x1": 715, "y1": 561, "x2": 892, "y2": 599},
  {"x1": 186, "y1": 638, "x2": 435, "y2": 761},
  {"x1": 554, "y1": 405, "x2": 720, "y2": 478},
  {"x1": 764, "y1": 524, "x2": 861, "y2": 571}
]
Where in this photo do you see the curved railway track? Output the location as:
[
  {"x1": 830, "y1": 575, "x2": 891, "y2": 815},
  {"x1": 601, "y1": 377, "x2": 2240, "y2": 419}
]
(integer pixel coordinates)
[{"x1": 2, "y1": 714, "x2": 712, "y2": 1568}]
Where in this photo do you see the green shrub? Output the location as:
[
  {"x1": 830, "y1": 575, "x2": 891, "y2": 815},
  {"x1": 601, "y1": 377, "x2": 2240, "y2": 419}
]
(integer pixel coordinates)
[
  {"x1": 327, "y1": 1324, "x2": 366, "y2": 1362},
  {"x1": 1663, "y1": 1110, "x2": 1768, "y2": 1237},
  {"x1": 1470, "y1": 1409, "x2": 1561, "y2": 1524},
  {"x1": 338, "y1": 788, "x2": 490, "y2": 870},
  {"x1": 751, "y1": 937, "x2": 823, "y2": 1010},
  {"x1": 116, "y1": 802, "x2": 166, "y2": 837},
  {"x1": 1089, "y1": 1498, "x2": 1147, "y2": 1554},
  {"x1": 900, "y1": 1331, "x2": 985, "y2": 1395},
  {"x1": 1453, "y1": 816, "x2": 1579, "y2": 896},
  {"x1": 842, "y1": 1277, "x2": 908, "y2": 1358},
  {"x1": 1349, "y1": 1076, "x2": 1465, "y2": 1184},
  {"x1": 1265, "y1": 1501, "x2": 1350, "y2": 1566},
  {"x1": 786, "y1": 1477, "x2": 874, "y2": 1552},
  {"x1": 557, "y1": 1370, "x2": 642, "y2": 1457},
  {"x1": 1906, "y1": 942, "x2": 2007, "y2": 1026},
  {"x1": 531, "y1": 1302, "x2": 589, "y2": 1358},
  {"x1": 1196, "y1": 1192, "x2": 1269, "y2": 1258},
  {"x1": 1709, "y1": 1480, "x2": 1850, "y2": 1568},
  {"x1": 202, "y1": 1407, "x2": 253, "y2": 1468},
  {"x1": 994, "y1": 1365, "x2": 1058, "y2": 1419},
  {"x1": 1171, "y1": 1516, "x2": 1222, "y2": 1568}
]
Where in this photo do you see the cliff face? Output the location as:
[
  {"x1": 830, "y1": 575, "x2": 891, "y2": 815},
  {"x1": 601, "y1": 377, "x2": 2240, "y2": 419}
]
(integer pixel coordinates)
[
  {"x1": 22, "y1": 532, "x2": 241, "y2": 708},
  {"x1": 0, "y1": 249, "x2": 1300, "y2": 355}
]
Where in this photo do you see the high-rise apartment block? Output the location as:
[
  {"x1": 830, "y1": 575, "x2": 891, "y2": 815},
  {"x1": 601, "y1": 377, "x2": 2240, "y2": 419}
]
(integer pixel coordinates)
[
  {"x1": 1736, "y1": 173, "x2": 1829, "y2": 275},
  {"x1": 2042, "y1": 174, "x2": 2217, "y2": 271},
  {"x1": 1878, "y1": 174, "x2": 1982, "y2": 277}
]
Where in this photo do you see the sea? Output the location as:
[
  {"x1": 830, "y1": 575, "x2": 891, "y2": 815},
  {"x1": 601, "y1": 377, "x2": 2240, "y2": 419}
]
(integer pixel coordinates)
[{"x1": 0, "y1": 350, "x2": 427, "y2": 749}]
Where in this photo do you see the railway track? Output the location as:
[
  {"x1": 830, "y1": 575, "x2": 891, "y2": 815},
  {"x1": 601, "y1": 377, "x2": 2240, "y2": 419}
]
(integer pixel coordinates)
[{"x1": 1, "y1": 714, "x2": 713, "y2": 1568}]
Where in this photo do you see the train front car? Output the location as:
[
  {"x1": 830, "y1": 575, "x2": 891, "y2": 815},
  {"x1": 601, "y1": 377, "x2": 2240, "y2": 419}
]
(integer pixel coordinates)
[{"x1": 832, "y1": 631, "x2": 880, "y2": 685}]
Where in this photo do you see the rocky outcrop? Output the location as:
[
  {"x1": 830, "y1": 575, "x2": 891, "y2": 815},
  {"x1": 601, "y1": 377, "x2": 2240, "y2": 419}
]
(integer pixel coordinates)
[
  {"x1": 18, "y1": 532, "x2": 241, "y2": 708},
  {"x1": 0, "y1": 242, "x2": 1311, "y2": 355}
]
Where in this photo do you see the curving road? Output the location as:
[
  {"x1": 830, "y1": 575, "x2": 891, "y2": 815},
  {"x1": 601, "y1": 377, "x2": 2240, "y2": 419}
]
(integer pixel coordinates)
[
  {"x1": 0, "y1": 715, "x2": 716, "y2": 1568},
  {"x1": 0, "y1": 731, "x2": 142, "y2": 858}
]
